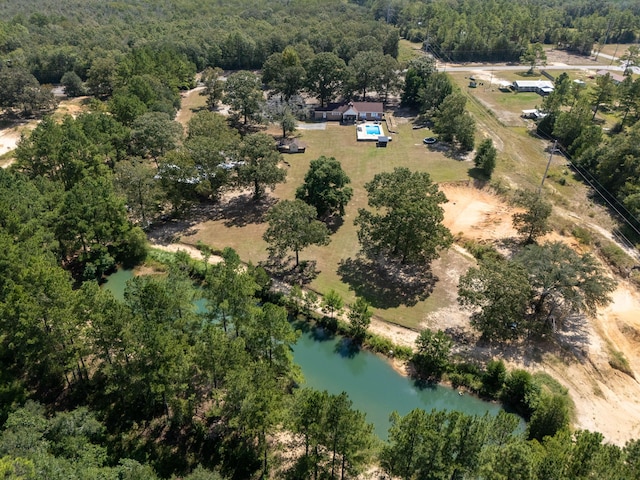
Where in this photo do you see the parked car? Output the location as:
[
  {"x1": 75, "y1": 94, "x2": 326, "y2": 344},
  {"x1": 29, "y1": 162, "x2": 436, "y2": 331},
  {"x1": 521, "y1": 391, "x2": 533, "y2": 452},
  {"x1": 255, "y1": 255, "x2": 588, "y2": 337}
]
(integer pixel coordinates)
[{"x1": 423, "y1": 137, "x2": 437, "y2": 145}]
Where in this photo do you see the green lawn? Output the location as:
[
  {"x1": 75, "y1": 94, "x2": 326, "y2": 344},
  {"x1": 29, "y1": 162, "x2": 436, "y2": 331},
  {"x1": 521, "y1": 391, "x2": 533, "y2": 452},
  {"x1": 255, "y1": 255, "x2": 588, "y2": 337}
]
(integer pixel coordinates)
[
  {"x1": 187, "y1": 63, "x2": 622, "y2": 330},
  {"x1": 397, "y1": 39, "x2": 423, "y2": 65},
  {"x1": 188, "y1": 120, "x2": 474, "y2": 330}
]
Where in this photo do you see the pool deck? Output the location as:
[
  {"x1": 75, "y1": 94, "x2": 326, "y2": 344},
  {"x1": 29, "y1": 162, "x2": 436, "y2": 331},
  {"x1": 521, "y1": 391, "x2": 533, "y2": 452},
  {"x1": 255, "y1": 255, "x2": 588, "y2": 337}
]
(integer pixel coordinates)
[{"x1": 356, "y1": 122, "x2": 386, "y2": 141}]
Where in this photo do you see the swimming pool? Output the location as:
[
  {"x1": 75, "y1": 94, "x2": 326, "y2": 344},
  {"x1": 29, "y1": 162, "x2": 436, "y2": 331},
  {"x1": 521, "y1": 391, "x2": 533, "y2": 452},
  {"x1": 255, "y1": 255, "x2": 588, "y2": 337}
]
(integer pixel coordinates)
[
  {"x1": 365, "y1": 124, "x2": 381, "y2": 135},
  {"x1": 356, "y1": 122, "x2": 386, "y2": 141}
]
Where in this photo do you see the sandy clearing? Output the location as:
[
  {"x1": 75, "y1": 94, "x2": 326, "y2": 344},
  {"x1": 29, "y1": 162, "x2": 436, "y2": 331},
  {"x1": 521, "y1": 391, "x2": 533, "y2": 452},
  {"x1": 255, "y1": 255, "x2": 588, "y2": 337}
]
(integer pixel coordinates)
[
  {"x1": 438, "y1": 184, "x2": 640, "y2": 445},
  {"x1": 440, "y1": 183, "x2": 520, "y2": 241},
  {"x1": 0, "y1": 128, "x2": 21, "y2": 156},
  {"x1": 151, "y1": 242, "x2": 224, "y2": 265}
]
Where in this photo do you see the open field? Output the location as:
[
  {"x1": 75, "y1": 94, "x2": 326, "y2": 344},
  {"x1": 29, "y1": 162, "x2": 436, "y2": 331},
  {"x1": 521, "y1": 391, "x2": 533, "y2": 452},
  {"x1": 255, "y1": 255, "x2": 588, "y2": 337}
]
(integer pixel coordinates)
[
  {"x1": 176, "y1": 86, "x2": 207, "y2": 126},
  {"x1": 596, "y1": 43, "x2": 634, "y2": 59},
  {"x1": 185, "y1": 120, "x2": 478, "y2": 329}
]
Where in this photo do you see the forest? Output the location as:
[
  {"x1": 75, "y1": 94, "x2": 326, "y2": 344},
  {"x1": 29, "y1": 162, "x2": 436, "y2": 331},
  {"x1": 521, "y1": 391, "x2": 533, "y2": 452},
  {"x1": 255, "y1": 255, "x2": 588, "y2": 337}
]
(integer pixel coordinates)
[{"x1": 1, "y1": 0, "x2": 640, "y2": 478}]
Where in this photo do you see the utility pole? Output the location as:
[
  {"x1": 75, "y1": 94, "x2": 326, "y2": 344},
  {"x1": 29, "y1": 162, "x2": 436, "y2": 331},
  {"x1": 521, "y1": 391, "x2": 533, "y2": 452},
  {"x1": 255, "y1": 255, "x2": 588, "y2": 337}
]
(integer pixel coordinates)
[{"x1": 539, "y1": 140, "x2": 557, "y2": 193}]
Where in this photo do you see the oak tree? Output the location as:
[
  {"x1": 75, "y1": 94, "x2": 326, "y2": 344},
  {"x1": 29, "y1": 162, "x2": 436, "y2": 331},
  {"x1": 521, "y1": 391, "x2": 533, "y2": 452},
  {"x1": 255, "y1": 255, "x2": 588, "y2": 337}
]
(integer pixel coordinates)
[
  {"x1": 306, "y1": 52, "x2": 346, "y2": 107},
  {"x1": 263, "y1": 199, "x2": 330, "y2": 267},
  {"x1": 511, "y1": 189, "x2": 552, "y2": 244},
  {"x1": 458, "y1": 258, "x2": 532, "y2": 341},
  {"x1": 235, "y1": 133, "x2": 286, "y2": 199},
  {"x1": 515, "y1": 241, "x2": 616, "y2": 332},
  {"x1": 223, "y1": 70, "x2": 265, "y2": 125},
  {"x1": 354, "y1": 167, "x2": 452, "y2": 265},
  {"x1": 295, "y1": 156, "x2": 353, "y2": 219}
]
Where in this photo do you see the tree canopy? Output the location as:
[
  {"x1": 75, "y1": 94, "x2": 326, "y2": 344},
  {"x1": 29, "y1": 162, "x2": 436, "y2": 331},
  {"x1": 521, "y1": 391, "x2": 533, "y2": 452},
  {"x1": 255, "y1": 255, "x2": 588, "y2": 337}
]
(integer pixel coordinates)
[
  {"x1": 355, "y1": 167, "x2": 452, "y2": 265},
  {"x1": 511, "y1": 189, "x2": 553, "y2": 244},
  {"x1": 459, "y1": 242, "x2": 616, "y2": 339},
  {"x1": 263, "y1": 199, "x2": 330, "y2": 267},
  {"x1": 295, "y1": 156, "x2": 353, "y2": 219}
]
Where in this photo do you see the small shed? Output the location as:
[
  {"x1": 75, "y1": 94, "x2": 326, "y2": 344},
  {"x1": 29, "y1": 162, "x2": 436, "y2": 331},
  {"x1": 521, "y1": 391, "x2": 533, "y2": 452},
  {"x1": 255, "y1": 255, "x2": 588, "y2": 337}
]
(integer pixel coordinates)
[
  {"x1": 376, "y1": 136, "x2": 390, "y2": 148},
  {"x1": 277, "y1": 138, "x2": 307, "y2": 154}
]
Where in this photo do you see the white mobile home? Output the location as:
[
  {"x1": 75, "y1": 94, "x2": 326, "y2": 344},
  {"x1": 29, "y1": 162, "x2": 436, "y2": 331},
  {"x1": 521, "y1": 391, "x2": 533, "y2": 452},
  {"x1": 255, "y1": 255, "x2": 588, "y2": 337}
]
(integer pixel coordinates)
[{"x1": 512, "y1": 80, "x2": 555, "y2": 96}]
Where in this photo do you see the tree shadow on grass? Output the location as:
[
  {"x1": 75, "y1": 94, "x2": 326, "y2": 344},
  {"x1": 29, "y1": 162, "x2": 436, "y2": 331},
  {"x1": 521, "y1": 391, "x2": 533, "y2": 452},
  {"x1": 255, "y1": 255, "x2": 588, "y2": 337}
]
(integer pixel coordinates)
[
  {"x1": 467, "y1": 167, "x2": 490, "y2": 182},
  {"x1": 210, "y1": 193, "x2": 276, "y2": 228},
  {"x1": 260, "y1": 254, "x2": 319, "y2": 286},
  {"x1": 146, "y1": 194, "x2": 275, "y2": 244},
  {"x1": 337, "y1": 255, "x2": 436, "y2": 308},
  {"x1": 324, "y1": 214, "x2": 345, "y2": 234}
]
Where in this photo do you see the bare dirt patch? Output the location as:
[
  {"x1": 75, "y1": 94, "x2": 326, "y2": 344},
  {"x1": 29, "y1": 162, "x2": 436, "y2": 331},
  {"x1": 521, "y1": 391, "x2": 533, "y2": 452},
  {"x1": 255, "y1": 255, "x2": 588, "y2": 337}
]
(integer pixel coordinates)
[
  {"x1": 0, "y1": 129, "x2": 20, "y2": 166},
  {"x1": 440, "y1": 183, "x2": 519, "y2": 240},
  {"x1": 0, "y1": 121, "x2": 34, "y2": 164}
]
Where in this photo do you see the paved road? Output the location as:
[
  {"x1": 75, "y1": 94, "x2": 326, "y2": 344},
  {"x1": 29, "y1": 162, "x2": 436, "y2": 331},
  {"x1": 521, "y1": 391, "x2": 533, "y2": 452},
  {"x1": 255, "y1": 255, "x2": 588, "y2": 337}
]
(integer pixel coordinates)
[{"x1": 437, "y1": 63, "x2": 626, "y2": 72}]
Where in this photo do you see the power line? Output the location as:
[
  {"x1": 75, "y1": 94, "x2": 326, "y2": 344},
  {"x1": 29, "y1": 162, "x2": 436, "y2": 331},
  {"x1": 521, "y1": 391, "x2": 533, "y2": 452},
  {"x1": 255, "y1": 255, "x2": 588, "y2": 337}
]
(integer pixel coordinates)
[{"x1": 535, "y1": 129, "x2": 640, "y2": 247}]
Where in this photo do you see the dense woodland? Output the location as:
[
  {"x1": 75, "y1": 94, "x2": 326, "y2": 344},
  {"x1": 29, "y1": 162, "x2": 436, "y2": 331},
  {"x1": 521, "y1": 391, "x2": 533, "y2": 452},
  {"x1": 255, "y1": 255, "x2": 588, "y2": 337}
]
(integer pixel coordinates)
[{"x1": 2, "y1": 0, "x2": 640, "y2": 478}]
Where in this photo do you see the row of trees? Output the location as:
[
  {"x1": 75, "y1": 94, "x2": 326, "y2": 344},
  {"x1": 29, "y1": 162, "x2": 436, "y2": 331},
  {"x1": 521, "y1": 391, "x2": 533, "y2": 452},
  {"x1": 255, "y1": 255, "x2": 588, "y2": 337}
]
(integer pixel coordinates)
[
  {"x1": 12, "y1": 108, "x2": 290, "y2": 235},
  {"x1": 536, "y1": 64, "x2": 640, "y2": 231},
  {"x1": 382, "y1": 407, "x2": 640, "y2": 480},
  {"x1": 263, "y1": 46, "x2": 402, "y2": 105},
  {"x1": 401, "y1": 57, "x2": 476, "y2": 151},
  {"x1": 370, "y1": 0, "x2": 639, "y2": 61},
  {"x1": 0, "y1": 1, "x2": 399, "y2": 86}
]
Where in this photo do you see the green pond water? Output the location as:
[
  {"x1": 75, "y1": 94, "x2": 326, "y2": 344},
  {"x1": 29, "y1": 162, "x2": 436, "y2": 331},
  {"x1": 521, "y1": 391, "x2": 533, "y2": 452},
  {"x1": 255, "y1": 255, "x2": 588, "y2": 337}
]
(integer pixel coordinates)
[{"x1": 103, "y1": 269, "x2": 511, "y2": 439}]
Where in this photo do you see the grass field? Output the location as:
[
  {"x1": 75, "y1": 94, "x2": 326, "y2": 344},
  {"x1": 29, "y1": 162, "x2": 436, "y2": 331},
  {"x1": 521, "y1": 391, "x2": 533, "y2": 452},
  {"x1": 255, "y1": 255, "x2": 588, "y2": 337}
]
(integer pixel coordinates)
[
  {"x1": 187, "y1": 118, "x2": 477, "y2": 329},
  {"x1": 187, "y1": 60, "x2": 623, "y2": 330},
  {"x1": 596, "y1": 43, "x2": 634, "y2": 59},
  {"x1": 398, "y1": 39, "x2": 423, "y2": 65}
]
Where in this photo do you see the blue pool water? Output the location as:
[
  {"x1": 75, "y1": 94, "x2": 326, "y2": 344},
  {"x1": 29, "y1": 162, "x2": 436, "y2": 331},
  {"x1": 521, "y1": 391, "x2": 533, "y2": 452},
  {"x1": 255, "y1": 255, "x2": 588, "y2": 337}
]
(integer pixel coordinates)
[{"x1": 365, "y1": 124, "x2": 381, "y2": 135}]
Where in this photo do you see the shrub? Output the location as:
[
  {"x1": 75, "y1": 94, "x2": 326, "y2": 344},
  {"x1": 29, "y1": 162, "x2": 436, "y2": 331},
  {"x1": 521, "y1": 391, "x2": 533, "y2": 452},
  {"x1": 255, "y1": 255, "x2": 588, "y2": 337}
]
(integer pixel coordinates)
[
  {"x1": 501, "y1": 369, "x2": 540, "y2": 418},
  {"x1": 608, "y1": 349, "x2": 634, "y2": 378},
  {"x1": 571, "y1": 226, "x2": 593, "y2": 245},
  {"x1": 117, "y1": 226, "x2": 149, "y2": 268},
  {"x1": 599, "y1": 241, "x2": 635, "y2": 275},
  {"x1": 365, "y1": 334, "x2": 394, "y2": 355},
  {"x1": 365, "y1": 335, "x2": 413, "y2": 360},
  {"x1": 448, "y1": 372, "x2": 482, "y2": 392},
  {"x1": 462, "y1": 239, "x2": 503, "y2": 261},
  {"x1": 527, "y1": 392, "x2": 570, "y2": 441},
  {"x1": 412, "y1": 329, "x2": 453, "y2": 381},
  {"x1": 481, "y1": 359, "x2": 507, "y2": 399}
]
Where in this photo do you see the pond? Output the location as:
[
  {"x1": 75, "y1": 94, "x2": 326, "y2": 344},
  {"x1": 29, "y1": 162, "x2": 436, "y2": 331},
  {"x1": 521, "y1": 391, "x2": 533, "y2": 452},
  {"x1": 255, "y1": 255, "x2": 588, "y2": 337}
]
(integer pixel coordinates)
[
  {"x1": 292, "y1": 323, "x2": 506, "y2": 438},
  {"x1": 103, "y1": 269, "x2": 513, "y2": 439}
]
